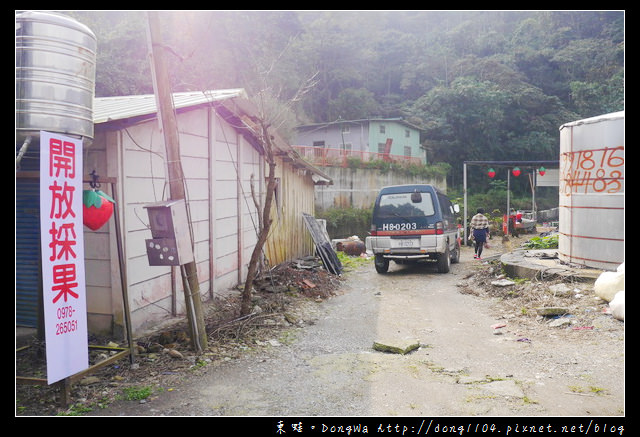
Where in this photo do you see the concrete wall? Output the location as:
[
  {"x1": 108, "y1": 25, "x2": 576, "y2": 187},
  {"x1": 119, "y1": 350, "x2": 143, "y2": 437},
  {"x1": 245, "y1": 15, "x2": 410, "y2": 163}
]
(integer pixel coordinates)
[{"x1": 315, "y1": 166, "x2": 447, "y2": 211}]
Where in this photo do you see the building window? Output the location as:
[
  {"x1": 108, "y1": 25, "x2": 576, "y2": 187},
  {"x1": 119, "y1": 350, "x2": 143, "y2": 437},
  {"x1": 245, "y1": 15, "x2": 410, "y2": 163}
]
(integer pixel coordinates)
[
  {"x1": 312, "y1": 141, "x2": 325, "y2": 158},
  {"x1": 341, "y1": 125, "x2": 350, "y2": 134},
  {"x1": 405, "y1": 129, "x2": 410, "y2": 138},
  {"x1": 379, "y1": 125, "x2": 385, "y2": 134},
  {"x1": 404, "y1": 146, "x2": 412, "y2": 157}
]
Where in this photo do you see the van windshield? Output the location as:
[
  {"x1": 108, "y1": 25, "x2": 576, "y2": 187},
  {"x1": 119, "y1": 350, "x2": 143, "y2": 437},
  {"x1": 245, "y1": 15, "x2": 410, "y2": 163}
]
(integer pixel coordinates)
[{"x1": 378, "y1": 192, "x2": 435, "y2": 218}]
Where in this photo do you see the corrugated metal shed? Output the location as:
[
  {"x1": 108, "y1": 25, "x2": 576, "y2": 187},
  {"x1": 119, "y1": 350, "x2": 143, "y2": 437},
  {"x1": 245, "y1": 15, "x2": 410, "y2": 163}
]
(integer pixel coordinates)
[{"x1": 93, "y1": 89, "x2": 332, "y2": 185}]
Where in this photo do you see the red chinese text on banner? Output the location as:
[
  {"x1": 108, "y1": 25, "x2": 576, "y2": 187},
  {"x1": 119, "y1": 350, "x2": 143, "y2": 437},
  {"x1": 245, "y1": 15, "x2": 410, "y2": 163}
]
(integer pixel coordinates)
[{"x1": 39, "y1": 131, "x2": 88, "y2": 384}]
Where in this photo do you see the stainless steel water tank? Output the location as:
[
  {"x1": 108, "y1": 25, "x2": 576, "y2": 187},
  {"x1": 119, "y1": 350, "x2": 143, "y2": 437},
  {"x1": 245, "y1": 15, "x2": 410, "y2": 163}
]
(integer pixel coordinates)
[{"x1": 16, "y1": 11, "x2": 97, "y2": 144}]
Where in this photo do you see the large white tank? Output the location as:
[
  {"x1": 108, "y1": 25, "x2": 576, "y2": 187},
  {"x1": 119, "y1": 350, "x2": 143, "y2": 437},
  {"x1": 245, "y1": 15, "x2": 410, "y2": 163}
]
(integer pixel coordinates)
[
  {"x1": 558, "y1": 111, "x2": 624, "y2": 271},
  {"x1": 16, "y1": 11, "x2": 97, "y2": 144}
]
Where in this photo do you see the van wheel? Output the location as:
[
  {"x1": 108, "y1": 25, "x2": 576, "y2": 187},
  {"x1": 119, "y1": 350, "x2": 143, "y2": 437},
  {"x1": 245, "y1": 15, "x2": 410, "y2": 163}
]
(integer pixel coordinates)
[
  {"x1": 374, "y1": 254, "x2": 389, "y2": 273},
  {"x1": 437, "y1": 246, "x2": 451, "y2": 273},
  {"x1": 451, "y1": 240, "x2": 460, "y2": 264}
]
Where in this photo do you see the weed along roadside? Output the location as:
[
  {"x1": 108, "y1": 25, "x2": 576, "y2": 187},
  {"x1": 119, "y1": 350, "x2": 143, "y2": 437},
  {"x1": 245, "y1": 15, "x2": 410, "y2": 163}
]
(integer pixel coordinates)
[{"x1": 17, "y1": 239, "x2": 623, "y2": 419}]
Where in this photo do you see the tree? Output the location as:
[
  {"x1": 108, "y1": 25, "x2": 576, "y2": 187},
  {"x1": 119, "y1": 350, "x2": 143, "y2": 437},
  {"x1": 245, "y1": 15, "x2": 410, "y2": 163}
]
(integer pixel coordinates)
[
  {"x1": 69, "y1": 11, "x2": 152, "y2": 97},
  {"x1": 327, "y1": 88, "x2": 378, "y2": 121},
  {"x1": 66, "y1": 10, "x2": 623, "y2": 194},
  {"x1": 240, "y1": 118, "x2": 278, "y2": 316},
  {"x1": 414, "y1": 77, "x2": 508, "y2": 170},
  {"x1": 237, "y1": 55, "x2": 319, "y2": 315}
]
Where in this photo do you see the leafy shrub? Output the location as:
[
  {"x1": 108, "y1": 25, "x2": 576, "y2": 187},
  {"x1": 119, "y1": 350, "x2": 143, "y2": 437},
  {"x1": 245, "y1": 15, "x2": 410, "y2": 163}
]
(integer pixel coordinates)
[
  {"x1": 317, "y1": 207, "x2": 372, "y2": 241},
  {"x1": 523, "y1": 234, "x2": 558, "y2": 249},
  {"x1": 122, "y1": 386, "x2": 153, "y2": 401}
]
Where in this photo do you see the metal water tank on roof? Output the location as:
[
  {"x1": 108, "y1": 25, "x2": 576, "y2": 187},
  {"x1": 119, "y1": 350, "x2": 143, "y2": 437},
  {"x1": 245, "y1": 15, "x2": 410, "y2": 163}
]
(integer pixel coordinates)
[
  {"x1": 16, "y1": 11, "x2": 97, "y2": 144},
  {"x1": 558, "y1": 111, "x2": 624, "y2": 271}
]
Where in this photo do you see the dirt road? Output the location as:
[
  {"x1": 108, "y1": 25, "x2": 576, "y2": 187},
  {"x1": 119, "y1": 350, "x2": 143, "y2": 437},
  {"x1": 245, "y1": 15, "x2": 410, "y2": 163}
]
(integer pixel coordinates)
[{"x1": 86, "y1": 242, "x2": 624, "y2": 419}]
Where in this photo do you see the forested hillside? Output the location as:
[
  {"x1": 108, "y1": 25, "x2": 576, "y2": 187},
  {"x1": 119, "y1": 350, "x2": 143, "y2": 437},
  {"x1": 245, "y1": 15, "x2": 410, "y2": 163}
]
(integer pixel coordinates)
[{"x1": 69, "y1": 10, "x2": 624, "y2": 191}]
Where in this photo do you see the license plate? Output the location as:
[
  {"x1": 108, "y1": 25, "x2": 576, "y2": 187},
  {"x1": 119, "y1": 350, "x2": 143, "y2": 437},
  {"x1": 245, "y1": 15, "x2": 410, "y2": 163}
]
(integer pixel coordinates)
[{"x1": 392, "y1": 239, "x2": 417, "y2": 248}]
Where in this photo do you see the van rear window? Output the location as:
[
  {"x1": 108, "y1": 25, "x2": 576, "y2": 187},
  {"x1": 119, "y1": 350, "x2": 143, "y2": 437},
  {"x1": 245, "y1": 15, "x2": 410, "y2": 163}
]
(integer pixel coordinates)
[{"x1": 378, "y1": 192, "x2": 435, "y2": 218}]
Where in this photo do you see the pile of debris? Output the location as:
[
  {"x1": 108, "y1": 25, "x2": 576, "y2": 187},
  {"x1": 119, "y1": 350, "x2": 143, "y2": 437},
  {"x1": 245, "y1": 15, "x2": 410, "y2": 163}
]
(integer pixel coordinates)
[
  {"x1": 457, "y1": 260, "x2": 621, "y2": 331},
  {"x1": 254, "y1": 256, "x2": 345, "y2": 300},
  {"x1": 194, "y1": 255, "x2": 345, "y2": 345}
]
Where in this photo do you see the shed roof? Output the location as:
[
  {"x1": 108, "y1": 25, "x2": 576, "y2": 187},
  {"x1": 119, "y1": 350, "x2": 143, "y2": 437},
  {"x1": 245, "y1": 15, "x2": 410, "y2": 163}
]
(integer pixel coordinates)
[
  {"x1": 93, "y1": 89, "x2": 332, "y2": 185},
  {"x1": 296, "y1": 117, "x2": 424, "y2": 133},
  {"x1": 93, "y1": 89, "x2": 247, "y2": 124}
]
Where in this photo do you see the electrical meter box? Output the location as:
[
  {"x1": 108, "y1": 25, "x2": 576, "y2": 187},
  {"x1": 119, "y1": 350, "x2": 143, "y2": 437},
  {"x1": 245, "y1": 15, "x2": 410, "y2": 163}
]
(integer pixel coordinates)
[{"x1": 144, "y1": 199, "x2": 194, "y2": 266}]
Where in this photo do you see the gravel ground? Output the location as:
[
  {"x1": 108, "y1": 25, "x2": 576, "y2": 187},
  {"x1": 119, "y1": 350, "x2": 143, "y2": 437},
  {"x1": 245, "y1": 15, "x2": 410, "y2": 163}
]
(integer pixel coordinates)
[{"x1": 17, "y1": 241, "x2": 625, "y2": 422}]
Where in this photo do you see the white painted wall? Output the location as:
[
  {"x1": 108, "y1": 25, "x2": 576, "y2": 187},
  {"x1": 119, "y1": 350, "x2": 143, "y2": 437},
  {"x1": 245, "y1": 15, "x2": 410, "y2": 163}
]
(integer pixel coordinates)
[{"x1": 92, "y1": 106, "x2": 263, "y2": 335}]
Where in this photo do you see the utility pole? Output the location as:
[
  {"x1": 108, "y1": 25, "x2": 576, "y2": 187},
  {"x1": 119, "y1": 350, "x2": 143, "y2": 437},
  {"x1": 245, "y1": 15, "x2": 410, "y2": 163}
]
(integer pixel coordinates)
[{"x1": 146, "y1": 11, "x2": 207, "y2": 352}]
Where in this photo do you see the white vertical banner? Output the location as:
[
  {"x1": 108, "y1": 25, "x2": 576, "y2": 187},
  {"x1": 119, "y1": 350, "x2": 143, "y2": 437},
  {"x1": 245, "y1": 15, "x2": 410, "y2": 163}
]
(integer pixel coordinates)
[{"x1": 39, "y1": 131, "x2": 89, "y2": 384}]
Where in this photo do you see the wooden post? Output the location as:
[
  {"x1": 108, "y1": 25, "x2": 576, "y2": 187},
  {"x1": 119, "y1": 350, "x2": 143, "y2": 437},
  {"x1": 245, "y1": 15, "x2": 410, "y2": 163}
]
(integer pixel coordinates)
[{"x1": 146, "y1": 11, "x2": 207, "y2": 352}]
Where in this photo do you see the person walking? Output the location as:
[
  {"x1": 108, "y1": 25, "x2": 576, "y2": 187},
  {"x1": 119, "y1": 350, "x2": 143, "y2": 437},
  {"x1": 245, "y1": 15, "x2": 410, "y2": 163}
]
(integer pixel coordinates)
[
  {"x1": 470, "y1": 208, "x2": 491, "y2": 259},
  {"x1": 509, "y1": 209, "x2": 520, "y2": 238}
]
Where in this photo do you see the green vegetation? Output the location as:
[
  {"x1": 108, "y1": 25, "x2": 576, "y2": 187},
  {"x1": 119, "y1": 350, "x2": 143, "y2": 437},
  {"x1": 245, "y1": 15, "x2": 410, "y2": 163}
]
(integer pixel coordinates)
[
  {"x1": 318, "y1": 206, "x2": 372, "y2": 241},
  {"x1": 68, "y1": 10, "x2": 623, "y2": 196},
  {"x1": 51, "y1": 388, "x2": 142, "y2": 415},
  {"x1": 56, "y1": 404, "x2": 95, "y2": 416},
  {"x1": 568, "y1": 385, "x2": 607, "y2": 395},
  {"x1": 121, "y1": 385, "x2": 154, "y2": 401},
  {"x1": 347, "y1": 157, "x2": 451, "y2": 180},
  {"x1": 192, "y1": 358, "x2": 208, "y2": 369},
  {"x1": 523, "y1": 234, "x2": 559, "y2": 249},
  {"x1": 336, "y1": 251, "x2": 371, "y2": 271}
]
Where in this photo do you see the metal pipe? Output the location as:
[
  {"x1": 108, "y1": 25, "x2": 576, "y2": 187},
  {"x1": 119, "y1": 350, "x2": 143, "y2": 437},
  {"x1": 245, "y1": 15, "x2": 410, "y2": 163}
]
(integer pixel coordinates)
[
  {"x1": 111, "y1": 181, "x2": 135, "y2": 364},
  {"x1": 15, "y1": 135, "x2": 32, "y2": 168},
  {"x1": 463, "y1": 162, "x2": 468, "y2": 244}
]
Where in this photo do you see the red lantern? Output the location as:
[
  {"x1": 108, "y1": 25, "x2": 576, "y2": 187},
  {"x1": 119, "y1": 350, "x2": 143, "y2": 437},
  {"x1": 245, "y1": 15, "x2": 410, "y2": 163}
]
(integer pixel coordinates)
[
  {"x1": 487, "y1": 168, "x2": 496, "y2": 178},
  {"x1": 538, "y1": 166, "x2": 546, "y2": 176},
  {"x1": 83, "y1": 190, "x2": 115, "y2": 231},
  {"x1": 512, "y1": 167, "x2": 521, "y2": 177}
]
